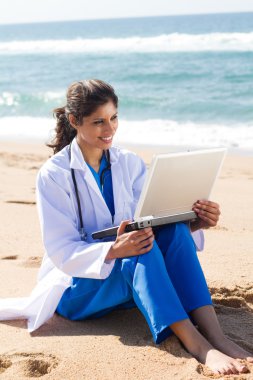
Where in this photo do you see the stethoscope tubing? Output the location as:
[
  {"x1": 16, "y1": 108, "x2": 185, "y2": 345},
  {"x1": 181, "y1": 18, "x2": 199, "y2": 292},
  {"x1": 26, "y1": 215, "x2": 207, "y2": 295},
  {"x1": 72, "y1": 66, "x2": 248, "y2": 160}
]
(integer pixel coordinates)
[{"x1": 68, "y1": 142, "x2": 111, "y2": 241}]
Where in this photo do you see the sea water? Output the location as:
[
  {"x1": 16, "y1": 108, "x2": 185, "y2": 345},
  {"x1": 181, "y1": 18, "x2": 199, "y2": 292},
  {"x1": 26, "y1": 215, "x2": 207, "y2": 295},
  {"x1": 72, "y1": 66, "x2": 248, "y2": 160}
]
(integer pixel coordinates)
[{"x1": 0, "y1": 12, "x2": 253, "y2": 152}]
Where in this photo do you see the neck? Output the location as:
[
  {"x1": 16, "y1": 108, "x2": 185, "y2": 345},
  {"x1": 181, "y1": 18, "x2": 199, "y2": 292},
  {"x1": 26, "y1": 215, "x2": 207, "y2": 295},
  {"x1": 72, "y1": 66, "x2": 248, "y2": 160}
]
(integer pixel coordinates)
[{"x1": 77, "y1": 139, "x2": 103, "y2": 169}]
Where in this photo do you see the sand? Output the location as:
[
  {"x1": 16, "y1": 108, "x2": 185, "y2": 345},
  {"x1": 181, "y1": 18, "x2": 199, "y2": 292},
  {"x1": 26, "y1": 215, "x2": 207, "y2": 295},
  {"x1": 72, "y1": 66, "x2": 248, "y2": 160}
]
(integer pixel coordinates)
[{"x1": 0, "y1": 140, "x2": 252, "y2": 380}]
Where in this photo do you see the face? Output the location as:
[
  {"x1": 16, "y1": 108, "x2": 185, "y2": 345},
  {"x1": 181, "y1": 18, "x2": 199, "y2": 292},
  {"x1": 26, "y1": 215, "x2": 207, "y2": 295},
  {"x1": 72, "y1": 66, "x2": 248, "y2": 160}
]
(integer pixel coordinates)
[{"x1": 74, "y1": 101, "x2": 118, "y2": 153}]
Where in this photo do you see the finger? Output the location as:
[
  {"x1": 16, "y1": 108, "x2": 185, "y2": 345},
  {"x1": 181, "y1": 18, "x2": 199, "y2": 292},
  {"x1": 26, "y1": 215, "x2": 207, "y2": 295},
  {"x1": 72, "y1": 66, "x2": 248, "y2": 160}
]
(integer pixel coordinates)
[
  {"x1": 128, "y1": 233, "x2": 154, "y2": 249},
  {"x1": 128, "y1": 227, "x2": 153, "y2": 239},
  {"x1": 117, "y1": 220, "x2": 131, "y2": 236},
  {"x1": 193, "y1": 209, "x2": 220, "y2": 222},
  {"x1": 196, "y1": 199, "x2": 220, "y2": 210},
  {"x1": 193, "y1": 203, "x2": 221, "y2": 216},
  {"x1": 195, "y1": 208, "x2": 219, "y2": 221},
  {"x1": 194, "y1": 207, "x2": 220, "y2": 221},
  {"x1": 195, "y1": 213, "x2": 218, "y2": 226},
  {"x1": 138, "y1": 240, "x2": 154, "y2": 254},
  {"x1": 123, "y1": 236, "x2": 154, "y2": 256},
  {"x1": 194, "y1": 201, "x2": 220, "y2": 213},
  {"x1": 135, "y1": 234, "x2": 154, "y2": 248}
]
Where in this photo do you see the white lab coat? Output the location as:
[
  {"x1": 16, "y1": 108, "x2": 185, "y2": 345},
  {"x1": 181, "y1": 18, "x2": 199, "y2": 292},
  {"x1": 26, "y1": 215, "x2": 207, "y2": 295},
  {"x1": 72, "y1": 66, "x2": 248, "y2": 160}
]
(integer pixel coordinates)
[{"x1": 0, "y1": 138, "x2": 204, "y2": 332}]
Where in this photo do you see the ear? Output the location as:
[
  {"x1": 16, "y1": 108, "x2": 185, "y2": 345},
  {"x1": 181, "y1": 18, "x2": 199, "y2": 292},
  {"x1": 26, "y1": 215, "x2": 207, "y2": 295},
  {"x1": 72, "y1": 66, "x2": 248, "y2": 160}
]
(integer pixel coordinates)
[{"x1": 69, "y1": 114, "x2": 78, "y2": 130}]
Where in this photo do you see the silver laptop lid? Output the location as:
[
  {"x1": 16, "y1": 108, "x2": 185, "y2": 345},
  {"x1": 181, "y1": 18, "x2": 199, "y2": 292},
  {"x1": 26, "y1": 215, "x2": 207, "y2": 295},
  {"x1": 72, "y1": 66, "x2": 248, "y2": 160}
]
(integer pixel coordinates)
[{"x1": 134, "y1": 148, "x2": 226, "y2": 220}]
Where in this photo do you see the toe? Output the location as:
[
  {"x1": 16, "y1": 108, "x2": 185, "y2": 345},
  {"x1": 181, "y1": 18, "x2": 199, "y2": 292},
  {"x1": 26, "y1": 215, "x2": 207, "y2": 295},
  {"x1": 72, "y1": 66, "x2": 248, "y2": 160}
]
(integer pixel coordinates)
[
  {"x1": 220, "y1": 366, "x2": 229, "y2": 375},
  {"x1": 232, "y1": 360, "x2": 249, "y2": 373},
  {"x1": 241, "y1": 365, "x2": 249, "y2": 373},
  {"x1": 234, "y1": 362, "x2": 249, "y2": 374},
  {"x1": 224, "y1": 366, "x2": 233, "y2": 375},
  {"x1": 229, "y1": 364, "x2": 239, "y2": 375}
]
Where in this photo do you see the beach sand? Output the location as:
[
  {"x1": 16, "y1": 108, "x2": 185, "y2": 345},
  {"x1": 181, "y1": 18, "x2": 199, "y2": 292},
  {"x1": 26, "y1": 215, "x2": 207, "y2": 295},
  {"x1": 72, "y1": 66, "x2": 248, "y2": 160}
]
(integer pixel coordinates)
[{"x1": 0, "y1": 140, "x2": 252, "y2": 380}]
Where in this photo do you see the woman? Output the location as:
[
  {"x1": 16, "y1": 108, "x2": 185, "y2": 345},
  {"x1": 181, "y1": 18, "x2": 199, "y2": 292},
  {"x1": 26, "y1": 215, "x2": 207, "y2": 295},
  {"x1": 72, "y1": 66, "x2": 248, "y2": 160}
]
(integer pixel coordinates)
[{"x1": 1, "y1": 80, "x2": 252, "y2": 376}]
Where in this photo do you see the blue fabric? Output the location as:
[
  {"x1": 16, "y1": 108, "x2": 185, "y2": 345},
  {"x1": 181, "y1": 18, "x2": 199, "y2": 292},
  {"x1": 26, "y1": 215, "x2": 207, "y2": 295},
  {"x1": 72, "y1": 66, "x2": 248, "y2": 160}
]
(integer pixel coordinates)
[
  {"x1": 86, "y1": 153, "x2": 115, "y2": 219},
  {"x1": 57, "y1": 223, "x2": 212, "y2": 344}
]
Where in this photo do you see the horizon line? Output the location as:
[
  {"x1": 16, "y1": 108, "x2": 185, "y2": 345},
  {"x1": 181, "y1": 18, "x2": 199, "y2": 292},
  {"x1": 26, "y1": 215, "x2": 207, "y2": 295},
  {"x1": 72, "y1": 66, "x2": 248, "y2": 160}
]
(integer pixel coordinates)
[{"x1": 1, "y1": 10, "x2": 253, "y2": 27}]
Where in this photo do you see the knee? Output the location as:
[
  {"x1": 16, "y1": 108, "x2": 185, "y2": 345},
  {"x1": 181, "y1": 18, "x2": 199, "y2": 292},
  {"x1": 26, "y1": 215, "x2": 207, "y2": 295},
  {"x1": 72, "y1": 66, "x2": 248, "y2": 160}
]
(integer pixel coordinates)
[
  {"x1": 176, "y1": 222, "x2": 194, "y2": 242},
  {"x1": 138, "y1": 241, "x2": 164, "y2": 266},
  {"x1": 175, "y1": 222, "x2": 191, "y2": 236},
  {"x1": 120, "y1": 242, "x2": 163, "y2": 273},
  {"x1": 173, "y1": 222, "x2": 196, "y2": 252}
]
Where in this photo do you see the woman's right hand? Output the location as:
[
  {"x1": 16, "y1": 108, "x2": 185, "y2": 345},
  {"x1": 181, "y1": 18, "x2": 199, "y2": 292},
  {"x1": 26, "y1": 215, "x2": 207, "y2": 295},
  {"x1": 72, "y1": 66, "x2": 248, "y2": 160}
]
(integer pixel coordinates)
[{"x1": 106, "y1": 220, "x2": 154, "y2": 260}]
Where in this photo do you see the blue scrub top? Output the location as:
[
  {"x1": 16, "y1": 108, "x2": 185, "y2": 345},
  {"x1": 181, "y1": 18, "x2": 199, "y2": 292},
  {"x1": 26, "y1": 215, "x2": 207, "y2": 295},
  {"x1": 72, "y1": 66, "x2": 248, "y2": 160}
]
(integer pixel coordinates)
[{"x1": 87, "y1": 153, "x2": 115, "y2": 221}]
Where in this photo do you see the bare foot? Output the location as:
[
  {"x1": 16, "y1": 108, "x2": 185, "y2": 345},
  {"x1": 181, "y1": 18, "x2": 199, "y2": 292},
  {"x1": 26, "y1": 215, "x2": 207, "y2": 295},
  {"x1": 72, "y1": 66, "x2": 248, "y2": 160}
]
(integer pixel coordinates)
[
  {"x1": 180, "y1": 331, "x2": 249, "y2": 375},
  {"x1": 170, "y1": 318, "x2": 249, "y2": 375},
  {"x1": 200, "y1": 349, "x2": 249, "y2": 375},
  {"x1": 208, "y1": 334, "x2": 253, "y2": 363}
]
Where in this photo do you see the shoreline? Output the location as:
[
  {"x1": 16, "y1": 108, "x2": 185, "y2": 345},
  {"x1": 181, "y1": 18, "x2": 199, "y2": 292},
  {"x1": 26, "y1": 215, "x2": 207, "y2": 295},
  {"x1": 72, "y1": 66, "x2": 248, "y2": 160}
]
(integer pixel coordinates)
[{"x1": 0, "y1": 139, "x2": 253, "y2": 161}]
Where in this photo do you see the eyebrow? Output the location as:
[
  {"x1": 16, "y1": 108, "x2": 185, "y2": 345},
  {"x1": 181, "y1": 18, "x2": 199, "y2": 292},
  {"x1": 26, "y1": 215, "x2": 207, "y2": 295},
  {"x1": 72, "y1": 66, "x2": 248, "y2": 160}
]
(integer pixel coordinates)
[{"x1": 93, "y1": 112, "x2": 118, "y2": 121}]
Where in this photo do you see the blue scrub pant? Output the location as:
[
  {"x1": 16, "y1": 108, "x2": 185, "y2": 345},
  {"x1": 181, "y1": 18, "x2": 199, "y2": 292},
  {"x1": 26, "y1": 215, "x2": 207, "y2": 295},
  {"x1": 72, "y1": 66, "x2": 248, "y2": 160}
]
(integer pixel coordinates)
[{"x1": 57, "y1": 223, "x2": 212, "y2": 344}]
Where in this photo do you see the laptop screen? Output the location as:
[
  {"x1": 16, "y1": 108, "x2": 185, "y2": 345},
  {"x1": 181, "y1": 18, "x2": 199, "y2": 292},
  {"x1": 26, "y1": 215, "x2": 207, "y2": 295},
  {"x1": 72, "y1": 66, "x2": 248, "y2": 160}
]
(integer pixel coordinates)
[{"x1": 134, "y1": 148, "x2": 226, "y2": 220}]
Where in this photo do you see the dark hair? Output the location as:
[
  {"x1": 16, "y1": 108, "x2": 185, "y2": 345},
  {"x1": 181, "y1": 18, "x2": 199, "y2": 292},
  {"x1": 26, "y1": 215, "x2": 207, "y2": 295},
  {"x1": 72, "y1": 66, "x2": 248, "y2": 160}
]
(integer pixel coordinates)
[{"x1": 47, "y1": 79, "x2": 118, "y2": 154}]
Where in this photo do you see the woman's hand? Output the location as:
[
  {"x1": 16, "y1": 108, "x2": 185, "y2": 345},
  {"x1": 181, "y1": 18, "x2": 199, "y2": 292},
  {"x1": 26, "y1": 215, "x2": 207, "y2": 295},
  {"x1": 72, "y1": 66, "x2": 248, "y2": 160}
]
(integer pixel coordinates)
[
  {"x1": 106, "y1": 220, "x2": 154, "y2": 260},
  {"x1": 190, "y1": 200, "x2": 221, "y2": 232}
]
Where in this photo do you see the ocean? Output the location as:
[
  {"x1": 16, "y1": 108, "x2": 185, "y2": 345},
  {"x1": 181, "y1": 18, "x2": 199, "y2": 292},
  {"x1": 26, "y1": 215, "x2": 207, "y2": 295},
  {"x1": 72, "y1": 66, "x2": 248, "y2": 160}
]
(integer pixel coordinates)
[{"x1": 0, "y1": 12, "x2": 253, "y2": 152}]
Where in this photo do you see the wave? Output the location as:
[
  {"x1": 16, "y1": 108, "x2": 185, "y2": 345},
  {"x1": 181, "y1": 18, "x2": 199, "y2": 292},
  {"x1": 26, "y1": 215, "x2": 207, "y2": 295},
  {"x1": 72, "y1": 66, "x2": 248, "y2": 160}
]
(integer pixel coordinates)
[
  {"x1": 0, "y1": 117, "x2": 252, "y2": 152},
  {"x1": 1, "y1": 33, "x2": 253, "y2": 54},
  {"x1": 0, "y1": 92, "x2": 65, "y2": 116},
  {"x1": 0, "y1": 91, "x2": 64, "y2": 106}
]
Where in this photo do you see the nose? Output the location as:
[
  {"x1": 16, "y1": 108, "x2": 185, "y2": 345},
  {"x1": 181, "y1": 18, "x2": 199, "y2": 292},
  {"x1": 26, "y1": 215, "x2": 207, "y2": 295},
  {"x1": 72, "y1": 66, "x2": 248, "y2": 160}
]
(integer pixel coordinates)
[{"x1": 105, "y1": 119, "x2": 116, "y2": 132}]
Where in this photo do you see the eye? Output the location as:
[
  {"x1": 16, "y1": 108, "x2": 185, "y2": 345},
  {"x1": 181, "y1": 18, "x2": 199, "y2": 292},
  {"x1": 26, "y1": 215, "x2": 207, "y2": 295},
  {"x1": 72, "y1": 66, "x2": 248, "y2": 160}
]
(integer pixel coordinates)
[
  {"x1": 112, "y1": 114, "x2": 118, "y2": 121},
  {"x1": 93, "y1": 120, "x2": 103, "y2": 125}
]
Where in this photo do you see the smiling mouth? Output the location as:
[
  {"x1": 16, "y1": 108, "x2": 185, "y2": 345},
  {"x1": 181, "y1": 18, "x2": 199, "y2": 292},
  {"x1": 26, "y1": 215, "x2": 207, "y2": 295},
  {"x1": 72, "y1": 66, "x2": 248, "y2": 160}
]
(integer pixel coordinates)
[{"x1": 100, "y1": 136, "x2": 113, "y2": 142}]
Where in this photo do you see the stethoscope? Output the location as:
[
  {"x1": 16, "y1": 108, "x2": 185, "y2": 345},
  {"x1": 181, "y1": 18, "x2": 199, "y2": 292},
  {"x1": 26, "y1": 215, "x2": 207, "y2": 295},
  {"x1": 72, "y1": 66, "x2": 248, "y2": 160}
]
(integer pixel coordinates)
[{"x1": 68, "y1": 142, "x2": 111, "y2": 241}]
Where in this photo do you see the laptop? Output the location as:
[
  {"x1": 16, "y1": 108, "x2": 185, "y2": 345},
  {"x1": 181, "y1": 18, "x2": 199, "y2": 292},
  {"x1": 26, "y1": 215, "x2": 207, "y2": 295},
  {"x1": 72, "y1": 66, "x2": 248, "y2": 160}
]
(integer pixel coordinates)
[{"x1": 91, "y1": 147, "x2": 226, "y2": 240}]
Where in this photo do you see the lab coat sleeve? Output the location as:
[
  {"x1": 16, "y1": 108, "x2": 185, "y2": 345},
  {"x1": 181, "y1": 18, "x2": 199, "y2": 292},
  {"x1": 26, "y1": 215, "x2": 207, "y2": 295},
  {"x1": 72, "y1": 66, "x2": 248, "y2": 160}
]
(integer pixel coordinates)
[
  {"x1": 36, "y1": 169, "x2": 115, "y2": 280},
  {"x1": 191, "y1": 229, "x2": 205, "y2": 251},
  {"x1": 132, "y1": 155, "x2": 147, "y2": 204}
]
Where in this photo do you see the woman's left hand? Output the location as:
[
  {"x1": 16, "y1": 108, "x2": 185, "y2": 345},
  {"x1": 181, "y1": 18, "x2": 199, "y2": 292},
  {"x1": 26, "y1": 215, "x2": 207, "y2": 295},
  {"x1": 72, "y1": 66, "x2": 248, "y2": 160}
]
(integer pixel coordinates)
[{"x1": 190, "y1": 200, "x2": 221, "y2": 232}]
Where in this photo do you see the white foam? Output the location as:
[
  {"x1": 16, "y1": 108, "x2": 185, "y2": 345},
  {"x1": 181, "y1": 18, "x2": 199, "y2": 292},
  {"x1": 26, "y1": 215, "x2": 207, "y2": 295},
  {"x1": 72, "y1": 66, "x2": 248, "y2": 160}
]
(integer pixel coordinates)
[
  {"x1": 0, "y1": 91, "x2": 64, "y2": 108},
  {"x1": 1, "y1": 33, "x2": 253, "y2": 54},
  {"x1": 0, "y1": 117, "x2": 252, "y2": 153},
  {"x1": 115, "y1": 119, "x2": 253, "y2": 151},
  {"x1": 0, "y1": 117, "x2": 55, "y2": 141},
  {"x1": 0, "y1": 92, "x2": 19, "y2": 106}
]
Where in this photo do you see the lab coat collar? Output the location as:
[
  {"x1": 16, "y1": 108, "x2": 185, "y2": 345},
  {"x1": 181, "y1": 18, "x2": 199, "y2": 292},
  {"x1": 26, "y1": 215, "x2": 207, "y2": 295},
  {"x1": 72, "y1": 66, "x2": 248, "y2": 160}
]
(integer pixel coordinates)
[
  {"x1": 69, "y1": 137, "x2": 122, "y2": 203},
  {"x1": 69, "y1": 137, "x2": 86, "y2": 171}
]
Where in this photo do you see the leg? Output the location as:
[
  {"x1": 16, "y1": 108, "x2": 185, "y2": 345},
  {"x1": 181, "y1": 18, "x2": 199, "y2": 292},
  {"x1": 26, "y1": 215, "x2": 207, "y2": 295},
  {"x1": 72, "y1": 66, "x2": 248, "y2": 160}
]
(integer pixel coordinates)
[
  {"x1": 190, "y1": 305, "x2": 253, "y2": 362},
  {"x1": 157, "y1": 223, "x2": 252, "y2": 363},
  {"x1": 155, "y1": 223, "x2": 212, "y2": 314},
  {"x1": 151, "y1": 223, "x2": 249, "y2": 374},
  {"x1": 121, "y1": 239, "x2": 248, "y2": 375},
  {"x1": 120, "y1": 242, "x2": 189, "y2": 344},
  {"x1": 57, "y1": 259, "x2": 135, "y2": 320}
]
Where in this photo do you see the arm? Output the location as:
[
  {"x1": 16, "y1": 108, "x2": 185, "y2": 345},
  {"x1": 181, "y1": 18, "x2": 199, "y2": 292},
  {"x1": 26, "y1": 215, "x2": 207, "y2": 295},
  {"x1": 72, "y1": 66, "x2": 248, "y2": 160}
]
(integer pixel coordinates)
[{"x1": 36, "y1": 168, "x2": 115, "y2": 279}]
